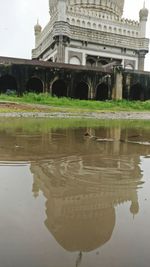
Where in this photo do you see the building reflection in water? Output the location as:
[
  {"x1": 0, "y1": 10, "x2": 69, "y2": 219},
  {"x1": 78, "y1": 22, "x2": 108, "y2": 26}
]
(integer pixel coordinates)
[{"x1": 30, "y1": 126, "x2": 149, "y2": 255}]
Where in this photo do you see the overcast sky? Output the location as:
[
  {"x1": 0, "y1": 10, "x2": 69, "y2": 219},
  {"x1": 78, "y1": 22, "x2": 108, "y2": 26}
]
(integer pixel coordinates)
[{"x1": 0, "y1": 0, "x2": 150, "y2": 70}]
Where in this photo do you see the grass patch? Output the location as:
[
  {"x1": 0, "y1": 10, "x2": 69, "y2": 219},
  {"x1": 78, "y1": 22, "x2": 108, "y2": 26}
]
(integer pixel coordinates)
[
  {"x1": 0, "y1": 117, "x2": 150, "y2": 133},
  {"x1": 0, "y1": 93, "x2": 150, "y2": 112}
]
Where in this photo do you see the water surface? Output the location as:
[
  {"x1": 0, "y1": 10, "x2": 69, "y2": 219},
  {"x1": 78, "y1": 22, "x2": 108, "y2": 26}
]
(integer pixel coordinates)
[{"x1": 0, "y1": 118, "x2": 150, "y2": 267}]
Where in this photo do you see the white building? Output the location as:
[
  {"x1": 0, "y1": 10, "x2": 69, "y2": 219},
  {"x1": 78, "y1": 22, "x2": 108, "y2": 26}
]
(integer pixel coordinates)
[{"x1": 32, "y1": 0, "x2": 149, "y2": 71}]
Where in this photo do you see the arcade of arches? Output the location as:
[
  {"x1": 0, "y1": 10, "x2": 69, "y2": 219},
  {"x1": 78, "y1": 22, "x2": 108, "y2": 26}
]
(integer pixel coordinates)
[
  {"x1": 0, "y1": 56, "x2": 150, "y2": 100},
  {"x1": 0, "y1": 74, "x2": 148, "y2": 101},
  {"x1": 0, "y1": 75, "x2": 43, "y2": 95}
]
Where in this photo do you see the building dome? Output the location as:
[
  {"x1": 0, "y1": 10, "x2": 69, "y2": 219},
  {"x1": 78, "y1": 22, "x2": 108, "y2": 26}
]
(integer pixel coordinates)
[
  {"x1": 34, "y1": 20, "x2": 42, "y2": 34},
  {"x1": 139, "y1": 4, "x2": 149, "y2": 20},
  {"x1": 68, "y1": 0, "x2": 125, "y2": 17}
]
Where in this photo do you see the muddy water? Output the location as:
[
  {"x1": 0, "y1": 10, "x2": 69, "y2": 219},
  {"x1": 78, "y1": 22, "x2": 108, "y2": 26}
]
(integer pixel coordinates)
[{"x1": 0, "y1": 118, "x2": 150, "y2": 267}]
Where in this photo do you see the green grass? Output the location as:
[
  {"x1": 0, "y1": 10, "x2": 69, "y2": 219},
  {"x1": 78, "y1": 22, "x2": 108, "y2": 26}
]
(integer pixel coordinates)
[{"x1": 0, "y1": 93, "x2": 150, "y2": 112}]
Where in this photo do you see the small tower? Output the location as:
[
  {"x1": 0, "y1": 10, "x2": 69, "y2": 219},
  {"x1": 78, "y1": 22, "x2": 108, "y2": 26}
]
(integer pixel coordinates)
[
  {"x1": 34, "y1": 20, "x2": 42, "y2": 47},
  {"x1": 139, "y1": 1, "x2": 149, "y2": 38}
]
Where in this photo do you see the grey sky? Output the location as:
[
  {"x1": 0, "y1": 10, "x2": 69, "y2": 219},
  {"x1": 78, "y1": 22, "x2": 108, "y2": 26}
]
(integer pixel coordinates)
[{"x1": 0, "y1": 0, "x2": 150, "y2": 70}]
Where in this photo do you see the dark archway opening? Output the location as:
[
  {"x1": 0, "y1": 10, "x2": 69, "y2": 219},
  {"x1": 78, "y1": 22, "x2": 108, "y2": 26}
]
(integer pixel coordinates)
[
  {"x1": 52, "y1": 79, "x2": 67, "y2": 97},
  {"x1": 74, "y1": 81, "x2": 89, "y2": 100},
  {"x1": 130, "y1": 83, "x2": 143, "y2": 100},
  {"x1": 0, "y1": 74, "x2": 18, "y2": 94},
  {"x1": 26, "y1": 77, "x2": 43, "y2": 93},
  {"x1": 86, "y1": 58, "x2": 96, "y2": 67},
  {"x1": 96, "y1": 83, "x2": 109, "y2": 100}
]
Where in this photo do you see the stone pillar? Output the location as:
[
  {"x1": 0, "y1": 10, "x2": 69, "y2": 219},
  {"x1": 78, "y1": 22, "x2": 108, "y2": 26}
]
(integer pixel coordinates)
[
  {"x1": 57, "y1": 35, "x2": 65, "y2": 63},
  {"x1": 112, "y1": 66, "x2": 123, "y2": 100},
  {"x1": 138, "y1": 50, "x2": 147, "y2": 71}
]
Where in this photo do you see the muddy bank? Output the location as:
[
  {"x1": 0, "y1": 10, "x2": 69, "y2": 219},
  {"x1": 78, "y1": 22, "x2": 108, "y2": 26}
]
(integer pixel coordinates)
[
  {"x1": 0, "y1": 111, "x2": 150, "y2": 120},
  {"x1": 0, "y1": 102, "x2": 150, "y2": 120}
]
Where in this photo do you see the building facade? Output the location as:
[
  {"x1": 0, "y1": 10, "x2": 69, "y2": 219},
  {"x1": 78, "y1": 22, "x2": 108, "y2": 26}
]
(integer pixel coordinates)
[{"x1": 32, "y1": 0, "x2": 149, "y2": 71}]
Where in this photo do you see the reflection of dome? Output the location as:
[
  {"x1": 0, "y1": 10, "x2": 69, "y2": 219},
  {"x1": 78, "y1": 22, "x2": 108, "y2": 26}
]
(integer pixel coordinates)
[
  {"x1": 45, "y1": 205, "x2": 115, "y2": 252},
  {"x1": 130, "y1": 201, "x2": 139, "y2": 216}
]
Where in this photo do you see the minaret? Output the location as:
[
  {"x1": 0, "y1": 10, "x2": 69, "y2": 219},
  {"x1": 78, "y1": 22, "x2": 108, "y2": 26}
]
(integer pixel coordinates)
[
  {"x1": 34, "y1": 20, "x2": 42, "y2": 47},
  {"x1": 139, "y1": 1, "x2": 149, "y2": 38},
  {"x1": 138, "y1": 1, "x2": 149, "y2": 71}
]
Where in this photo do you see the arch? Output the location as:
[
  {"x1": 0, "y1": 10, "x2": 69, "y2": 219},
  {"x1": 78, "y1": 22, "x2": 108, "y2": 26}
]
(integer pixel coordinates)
[
  {"x1": 0, "y1": 74, "x2": 18, "y2": 94},
  {"x1": 26, "y1": 77, "x2": 43, "y2": 93},
  {"x1": 82, "y1": 20, "x2": 85, "y2": 27},
  {"x1": 104, "y1": 25, "x2": 107, "y2": 31},
  {"x1": 52, "y1": 79, "x2": 67, "y2": 98},
  {"x1": 97, "y1": 59, "x2": 109, "y2": 67},
  {"x1": 77, "y1": 19, "x2": 80, "y2": 26},
  {"x1": 96, "y1": 83, "x2": 109, "y2": 101},
  {"x1": 71, "y1": 18, "x2": 75, "y2": 24},
  {"x1": 93, "y1": 23, "x2": 96, "y2": 29},
  {"x1": 98, "y1": 24, "x2": 102, "y2": 30},
  {"x1": 130, "y1": 83, "x2": 143, "y2": 100},
  {"x1": 74, "y1": 81, "x2": 89, "y2": 100},
  {"x1": 69, "y1": 56, "x2": 81, "y2": 65},
  {"x1": 119, "y1": 28, "x2": 122, "y2": 34},
  {"x1": 87, "y1": 22, "x2": 91, "y2": 28},
  {"x1": 109, "y1": 26, "x2": 112, "y2": 32},
  {"x1": 125, "y1": 64, "x2": 134, "y2": 70},
  {"x1": 86, "y1": 58, "x2": 96, "y2": 67}
]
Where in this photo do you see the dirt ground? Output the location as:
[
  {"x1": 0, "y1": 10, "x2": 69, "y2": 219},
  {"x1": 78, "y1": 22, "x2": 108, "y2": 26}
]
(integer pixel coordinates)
[{"x1": 0, "y1": 101, "x2": 150, "y2": 120}]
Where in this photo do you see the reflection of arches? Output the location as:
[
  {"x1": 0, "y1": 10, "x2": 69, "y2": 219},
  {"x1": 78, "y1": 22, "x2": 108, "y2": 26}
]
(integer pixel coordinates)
[
  {"x1": 26, "y1": 77, "x2": 43, "y2": 93},
  {"x1": 96, "y1": 83, "x2": 109, "y2": 100},
  {"x1": 130, "y1": 83, "x2": 143, "y2": 100},
  {"x1": 0, "y1": 74, "x2": 18, "y2": 94},
  {"x1": 98, "y1": 59, "x2": 108, "y2": 66},
  {"x1": 52, "y1": 79, "x2": 67, "y2": 97},
  {"x1": 74, "y1": 81, "x2": 89, "y2": 100},
  {"x1": 69, "y1": 56, "x2": 81, "y2": 65}
]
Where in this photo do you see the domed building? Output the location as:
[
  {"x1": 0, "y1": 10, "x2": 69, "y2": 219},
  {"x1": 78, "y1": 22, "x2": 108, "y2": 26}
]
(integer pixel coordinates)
[{"x1": 32, "y1": 0, "x2": 149, "y2": 71}]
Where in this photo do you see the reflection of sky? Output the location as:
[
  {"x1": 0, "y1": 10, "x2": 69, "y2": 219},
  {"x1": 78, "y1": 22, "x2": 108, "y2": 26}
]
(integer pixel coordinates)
[
  {"x1": 113, "y1": 156, "x2": 150, "y2": 267},
  {"x1": 138, "y1": 156, "x2": 150, "y2": 221}
]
